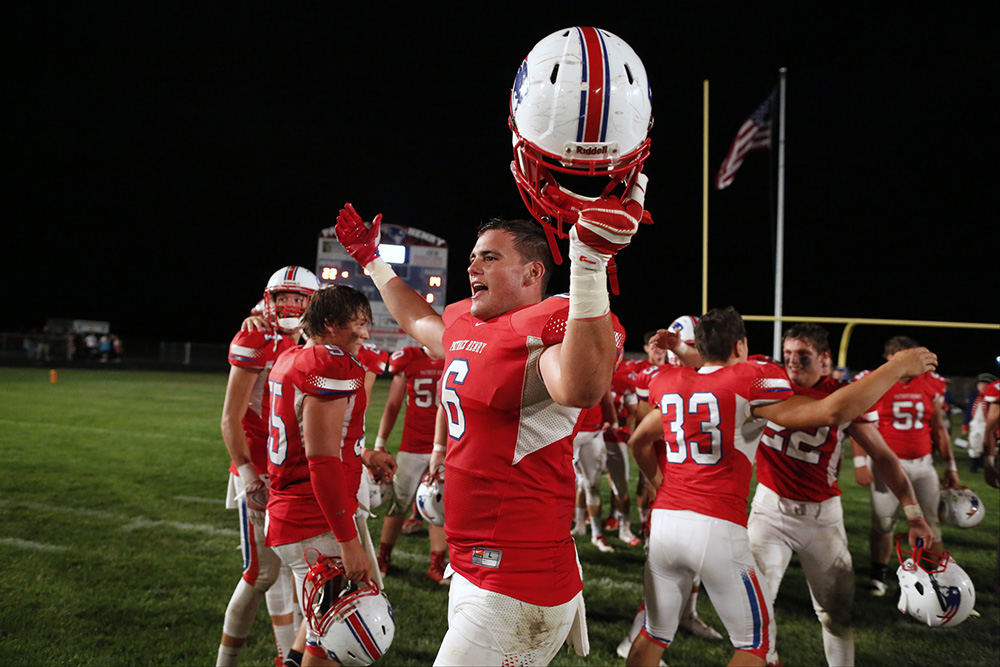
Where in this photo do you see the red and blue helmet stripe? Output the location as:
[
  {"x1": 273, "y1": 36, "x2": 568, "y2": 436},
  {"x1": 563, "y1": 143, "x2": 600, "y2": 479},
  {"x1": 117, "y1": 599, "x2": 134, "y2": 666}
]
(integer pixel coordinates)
[{"x1": 575, "y1": 26, "x2": 612, "y2": 144}]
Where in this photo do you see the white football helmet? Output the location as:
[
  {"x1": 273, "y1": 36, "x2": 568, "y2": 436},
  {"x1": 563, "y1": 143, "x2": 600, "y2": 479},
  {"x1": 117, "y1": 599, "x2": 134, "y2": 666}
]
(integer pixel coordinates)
[
  {"x1": 415, "y1": 468, "x2": 445, "y2": 526},
  {"x1": 510, "y1": 27, "x2": 652, "y2": 258},
  {"x1": 896, "y1": 541, "x2": 976, "y2": 627},
  {"x1": 665, "y1": 315, "x2": 698, "y2": 366},
  {"x1": 302, "y1": 552, "x2": 395, "y2": 665},
  {"x1": 359, "y1": 467, "x2": 391, "y2": 512},
  {"x1": 939, "y1": 487, "x2": 985, "y2": 528},
  {"x1": 263, "y1": 266, "x2": 320, "y2": 333}
]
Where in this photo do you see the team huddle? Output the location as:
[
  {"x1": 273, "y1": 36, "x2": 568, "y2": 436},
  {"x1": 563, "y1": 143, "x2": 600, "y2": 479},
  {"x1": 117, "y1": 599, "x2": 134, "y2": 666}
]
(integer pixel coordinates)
[{"x1": 211, "y1": 26, "x2": 990, "y2": 667}]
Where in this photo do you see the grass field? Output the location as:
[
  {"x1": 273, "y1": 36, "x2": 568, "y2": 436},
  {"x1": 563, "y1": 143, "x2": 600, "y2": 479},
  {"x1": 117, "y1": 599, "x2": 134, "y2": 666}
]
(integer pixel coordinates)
[{"x1": 0, "y1": 366, "x2": 997, "y2": 666}]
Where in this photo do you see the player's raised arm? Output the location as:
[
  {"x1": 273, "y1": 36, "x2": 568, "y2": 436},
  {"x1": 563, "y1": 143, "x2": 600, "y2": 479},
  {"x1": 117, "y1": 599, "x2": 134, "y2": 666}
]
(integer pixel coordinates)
[
  {"x1": 335, "y1": 203, "x2": 446, "y2": 358},
  {"x1": 754, "y1": 346, "x2": 938, "y2": 428},
  {"x1": 540, "y1": 177, "x2": 647, "y2": 408}
]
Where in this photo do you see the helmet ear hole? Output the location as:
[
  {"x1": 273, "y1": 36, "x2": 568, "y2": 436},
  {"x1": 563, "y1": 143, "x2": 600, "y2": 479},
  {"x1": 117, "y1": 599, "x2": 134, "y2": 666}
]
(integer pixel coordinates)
[{"x1": 914, "y1": 582, "x2": 924, "y2": 595}]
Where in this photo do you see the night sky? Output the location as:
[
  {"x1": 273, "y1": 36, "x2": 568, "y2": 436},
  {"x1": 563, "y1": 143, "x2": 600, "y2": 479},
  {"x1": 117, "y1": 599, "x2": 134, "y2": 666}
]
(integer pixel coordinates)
[{"x1": 8, "y1": 4, "x2": 997, "y2": 375}]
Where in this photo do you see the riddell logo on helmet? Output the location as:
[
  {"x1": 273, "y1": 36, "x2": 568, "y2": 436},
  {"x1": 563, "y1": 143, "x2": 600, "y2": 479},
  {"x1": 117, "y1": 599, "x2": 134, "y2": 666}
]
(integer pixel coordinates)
[{"x1": 570, "y1": 144, "x2": 610, "y2": 156}]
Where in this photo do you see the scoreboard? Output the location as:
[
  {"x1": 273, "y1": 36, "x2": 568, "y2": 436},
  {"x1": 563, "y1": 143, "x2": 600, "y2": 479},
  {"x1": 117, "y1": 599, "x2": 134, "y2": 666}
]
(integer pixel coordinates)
[{"x1": 316, "y1": 223, "x2": 448, "y2": 353}]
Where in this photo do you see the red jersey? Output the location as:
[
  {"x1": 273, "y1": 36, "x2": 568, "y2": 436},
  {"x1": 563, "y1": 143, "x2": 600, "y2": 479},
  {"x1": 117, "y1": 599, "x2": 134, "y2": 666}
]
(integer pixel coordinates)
[
  {"x1": 227, "y1": 330, "x2": 297, "y2": 474},
  {"x1": 387, "y1": 346, "x2": 444, "y2": 454},
  {"x1": 264, "y1": 344, "x2": 368, "y2": 547},
  {"x1": 610, "y1": 366, "x2": 636, "y2": 427},
  {"x1": 648, "y1": 362, "x2": 793, "y2": 526},
  {"x1": 440, "y1": 295, "x2": 624, "y2": 605},
  {"x1": 629, "y1": 360, "x2": 659, "y2": 402},
  {"x1": 856, "y1": 370, "x2": 946, "y2": 460},
  {"x1": 756, "y1": 375, "x2": 875, "y2": 502}
]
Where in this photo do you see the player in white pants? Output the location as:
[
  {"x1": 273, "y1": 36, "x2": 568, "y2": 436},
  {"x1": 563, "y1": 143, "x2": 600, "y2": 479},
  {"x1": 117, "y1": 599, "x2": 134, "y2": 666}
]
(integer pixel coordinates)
[{"x1": 749, "y1": 324, "x2": 933, "y2": 666}]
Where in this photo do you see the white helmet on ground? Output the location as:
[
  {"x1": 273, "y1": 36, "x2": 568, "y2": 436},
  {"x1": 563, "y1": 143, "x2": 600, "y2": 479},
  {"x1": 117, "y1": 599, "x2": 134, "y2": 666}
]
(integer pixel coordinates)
[
  {"x1": 264, "y1": 266, "x2": 320, "y2": 333},
  {"x1": 510, "y1": 26, "x2": 652, "y2": 258},
  {"x1": 415, "y1": 468, "x2": 445, "y2": 526},
  {"x1": 895, "y1": 540, "x2": 976, "y2": 627},
  {"x1": 939, "y1": 487, "x2": 985, "y2": 528},
  {"x1": 302, "y1": 552, "x2": 395, "y2": 665}
]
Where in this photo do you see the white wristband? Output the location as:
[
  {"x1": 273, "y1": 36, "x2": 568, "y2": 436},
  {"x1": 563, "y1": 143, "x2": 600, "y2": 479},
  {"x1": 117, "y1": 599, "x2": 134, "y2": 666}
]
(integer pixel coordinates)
[
  {"x1": 903, "y1": 504, "x2": 924, "y2": 521},
  {"x1": 946, "y1": 459, "x2": 958, "y2": 472},
  {"x1": 374, "y1": 436, "x2": 387, "y2": 451},
  {"x1": 986, "y1": 454, "x2": 996, "y2": 468},
  {"x1": 365, "y1": 257, "x2": 398, "y2": 290},
  {"x1": 853, "y1": 456, "x2": 868, "y2": 469},
  {"x1": 432, "y1": 443, "x2": 446, "y2": 454},
  {"x1": 237, "y1": 463, "x2": 259, "y2": 483},
  {"x1": 568, "y1": 262, "x2": 610, "y2": 320}
]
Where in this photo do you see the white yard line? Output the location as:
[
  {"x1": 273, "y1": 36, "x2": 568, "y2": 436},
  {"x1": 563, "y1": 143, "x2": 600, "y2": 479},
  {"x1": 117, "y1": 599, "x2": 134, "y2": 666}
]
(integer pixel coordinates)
[
  {"x1": 0, "y1": 418, "x2": 216, "y2": 443},
  {"x1": 0, "y1": 537, "x2": 71, "y2": 553},
  {"x1": 174, "y1": 495, "x2": 225, "y2": 505},
  {"x1": 587, "y1": 576, "x2": 643, "y2": 595},
  {"x1": 0, "y1": 498, "x2": 237, "y2": 539}
]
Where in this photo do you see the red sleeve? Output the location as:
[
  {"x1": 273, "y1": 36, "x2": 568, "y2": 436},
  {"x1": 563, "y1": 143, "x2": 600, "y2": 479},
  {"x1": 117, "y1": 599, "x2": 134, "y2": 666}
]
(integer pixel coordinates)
[
  {"x1": 747, "y1": 363, "x2": 794, "y2": 404},
  {"x1": 308, "y1": 456, "x2": 359, "y2": 542},
  {"x1": 228, "y1": 330, "x2": 271, "y2": 369},
  {"x1": 296, "y1": 346, "x2": 365, "y2": 398},
  {"x1": 985, "y1": 381, "x2": 1000, "y2": 403}
]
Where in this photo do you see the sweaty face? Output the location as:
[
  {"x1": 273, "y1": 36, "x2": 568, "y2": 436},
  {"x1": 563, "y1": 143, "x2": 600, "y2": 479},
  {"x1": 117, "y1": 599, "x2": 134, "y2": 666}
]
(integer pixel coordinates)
[
  {"x1": 274, "y1": 292, "x2": 309, "y2": 311},
  {"x1": 467, "y1": 229, "x2": 537, "y2": 321},
  {"x1": 783, "y1": 337, "x2": 825, "y2": 387},
  {"x1": 273, "y1": 292, "x2": 310, "y2": 333},
  {"x1": 644, "y1": 341, "x2": 666, "y2": 366},
  {"x1": 328, "y1": 313, "x2": 370, "y2": 356}
]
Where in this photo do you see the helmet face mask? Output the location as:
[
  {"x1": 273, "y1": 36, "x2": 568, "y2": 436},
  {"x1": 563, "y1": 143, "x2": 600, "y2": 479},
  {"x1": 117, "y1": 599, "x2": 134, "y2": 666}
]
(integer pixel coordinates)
[
  {"x1": 263, "y1": 266, "x2": 320, "y2": 333},
  {"x1": 509, "y1": 26, "x2": 652, "y2": 255},
  {"x1": 895, "y1": 540, "x2": 976, "y2": 627},
  {"x1": 302, "y1": 552, "x2": 395, "y2": 666}
]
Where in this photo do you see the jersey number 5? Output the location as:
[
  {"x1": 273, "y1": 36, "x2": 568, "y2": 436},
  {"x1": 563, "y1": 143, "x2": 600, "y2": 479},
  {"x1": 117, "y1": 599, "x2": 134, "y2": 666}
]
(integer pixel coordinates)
[
  {"x1": 660, "y1": 392, "x2": 722, "y2": 464},
  {"x1": 267, "y1": 379, "x2": 289, "y2": 466},
  {"x1": 891, "y1": 400, "x2": 925, "y2": 430}
]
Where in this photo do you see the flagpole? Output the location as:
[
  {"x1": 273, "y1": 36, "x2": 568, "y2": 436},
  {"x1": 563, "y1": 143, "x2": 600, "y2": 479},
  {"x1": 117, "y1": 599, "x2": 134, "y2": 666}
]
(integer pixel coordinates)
[
  {"x1": 772, "y1": 67, "x2": 787, "y2": 359},
  {"x1": 702, "y1": 79, "x2": 709, "y2": 316}
]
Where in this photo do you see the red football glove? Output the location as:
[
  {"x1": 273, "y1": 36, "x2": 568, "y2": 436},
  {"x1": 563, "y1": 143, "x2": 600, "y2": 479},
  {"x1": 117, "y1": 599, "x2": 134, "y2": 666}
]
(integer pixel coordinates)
[
  {"x1": 569, "y1": 174, "x2": 649, "y2": 268},
  {"x1": 335, "y1": 203, "x2": 383, "y2": 266}
]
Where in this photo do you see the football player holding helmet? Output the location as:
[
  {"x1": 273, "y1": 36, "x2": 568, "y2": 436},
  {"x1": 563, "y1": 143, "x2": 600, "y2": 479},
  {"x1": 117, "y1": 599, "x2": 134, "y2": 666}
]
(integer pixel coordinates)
[
  {"x1": 302, "y1": 552, "x2": 395, "y2": 666},
  {"x1": 415, "y1": 468, "x2": 445, "y2": 526},
  {"x1": 509, "y1": 26, "x2": 653, "y2": 265},
  {"x1": 895, "y1": 539, "x2": 976, "y2": 627},
  {"x1": 939, "y1": 486, "x2": 985, "y2": 528},
  {"x1": 263, "y1": 266, "x2": 320, "y2": 333},
  {"x1": 665, "y1": 315, "x2": 698, "y2": 367}
]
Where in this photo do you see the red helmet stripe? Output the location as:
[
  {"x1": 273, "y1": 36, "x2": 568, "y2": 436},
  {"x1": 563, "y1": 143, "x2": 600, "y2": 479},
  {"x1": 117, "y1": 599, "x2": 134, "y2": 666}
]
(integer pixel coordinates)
[
  {"x1": 346, "y1": 613, "x2": 382, "y2": 661},
  {"x1": 285, "y1": 266, "x2": 298, "y2": 281},
  {"x1": 576, "y1": 27, "x2": 609, "y2": 143}
]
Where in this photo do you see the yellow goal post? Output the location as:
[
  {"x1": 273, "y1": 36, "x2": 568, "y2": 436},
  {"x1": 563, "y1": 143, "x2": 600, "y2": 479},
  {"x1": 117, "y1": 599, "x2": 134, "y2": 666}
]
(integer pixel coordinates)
[{"x1": 740, "y1": 316, "x2": 1000, "y2": 367}]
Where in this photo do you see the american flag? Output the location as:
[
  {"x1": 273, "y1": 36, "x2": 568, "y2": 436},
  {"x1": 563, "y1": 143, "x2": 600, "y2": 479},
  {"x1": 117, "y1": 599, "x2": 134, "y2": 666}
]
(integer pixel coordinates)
[{"x1": 716, "y1": 88, "x2": 777, "y2": 190}]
